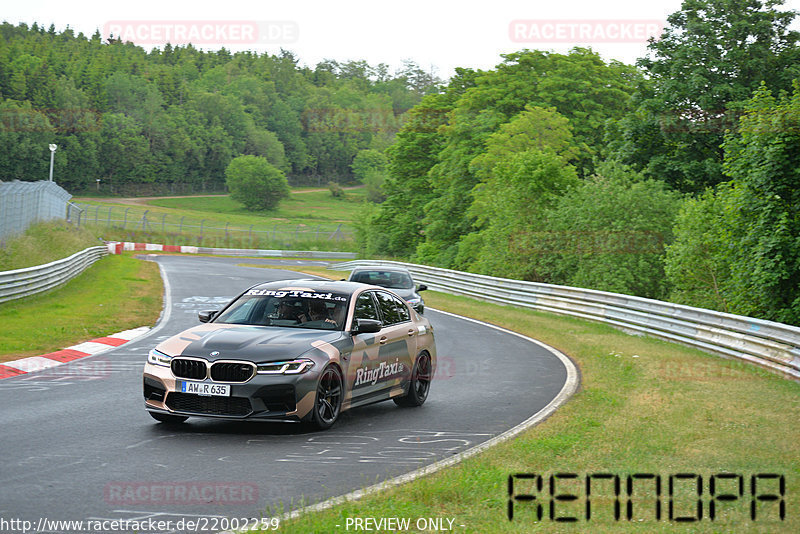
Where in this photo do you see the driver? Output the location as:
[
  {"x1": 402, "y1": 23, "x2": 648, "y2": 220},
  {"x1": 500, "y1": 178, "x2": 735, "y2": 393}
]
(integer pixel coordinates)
[{"x1": 277, "y1": 300, "x2": 304, "y2": 321}]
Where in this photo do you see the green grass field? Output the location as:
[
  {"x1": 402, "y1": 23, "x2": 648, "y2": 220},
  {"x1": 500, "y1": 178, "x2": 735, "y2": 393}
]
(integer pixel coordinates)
[
  {"x1": 147, "y1": 189, "x2": 366, "y2": 224},
  {"x1": 73, "y1": 188, "x2": 366, "y2": 251}
]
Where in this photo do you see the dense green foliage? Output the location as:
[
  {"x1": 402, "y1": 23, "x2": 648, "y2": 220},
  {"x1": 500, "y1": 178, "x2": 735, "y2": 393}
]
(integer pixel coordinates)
[
  {"x1": 533, "y1": 162, "x2": 682, "y2": 299},
  {"x1": 351, "y1": 148, "x2": 388, "y2": 202},
  {"x1": 225, "y1": 155, "x2": 289, "y2": 210},
  {"x1": 608, "y1": 0, "x2": 800, "y2": 193},
  {"x1": 0, "y1": 22, "x2": 439, "y2": 192},
  {"x1": 363, "y1": 49, "x2": 641, "y2": 266},
  {"x1": 666, "y1": 83, "x2": 800, "y2": 323},
  {"x1": 356, "y1": 0, "x2": 800, "y2": 325}
]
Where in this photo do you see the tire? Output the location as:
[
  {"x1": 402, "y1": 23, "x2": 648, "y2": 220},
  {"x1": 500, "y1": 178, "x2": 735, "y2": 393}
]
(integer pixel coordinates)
[
  {"x1": 311, "y1": 365, "x2": 343, "y2": 430},
  {"x1": 149, "y1": 411, "x2": 188, "y2": 424},
  {"x1": 394, "y1": 352, "x2": 432, "y2": 407}
]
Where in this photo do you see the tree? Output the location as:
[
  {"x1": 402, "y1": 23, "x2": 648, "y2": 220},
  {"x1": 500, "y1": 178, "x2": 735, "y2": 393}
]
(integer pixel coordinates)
[
  {"x1": 665, "y1": 189, "x2": 733, "y2": 310},
  {"x1": 225, "y1": 155, "x2": 289, "y2": 211},
  {"x1": 350, "y1": 148, "x2": 387, "y2": 180},
  {"x1": 0, "y1": 100, "x2": 55, "y2": 180},
  {"x1": 533, "y1": 161, "x2": 682, "y2": 299},
  {"x1": 0, "y1": 23, "x2": 434, "y2": 190},
  {"x1": 469, "y1": 105, "x2": 579, "y2": 181},
  {"x1": 351, "y1": 149, "x2": 387, "y2": 202},
  {"x1": 416, "y1": 48, "x2": 640, "y2": 266},
  {"x1": 719, "y1": 83, "x2": 800, "y2": 322},
  {"x1": 446, "y1": 149, "x2": 578, "y2": 278},
  {"x1": 356, "y1": 89, "x2": 461, "y2": 257},
  {"x1": 97, "y1": 113, "x2": 151, "y2": 189},
  {"x1": 610, "y1": 0, "x2": 800, "y2": 192}
]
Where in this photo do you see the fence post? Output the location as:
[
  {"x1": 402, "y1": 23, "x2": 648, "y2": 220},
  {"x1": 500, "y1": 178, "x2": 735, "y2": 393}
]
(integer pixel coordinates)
[
  {"x1": 106, "y1": 206, "x2": 113, "y2": 228},
  {"x1": 179, "y1": 216, "x2": 185, "y2": 233},
  {"x1": 161, "y1": 213, "x2": 167, "y2": 234},
  {"x1": 330, "y1": 224, "x2": 343, "y2": 241},
  {"x1": 141, "y1": 210, "x2": 149, "y2": 231},
  {"x1": 122, "y1": 208, "x2": 131, "y2": 229}
]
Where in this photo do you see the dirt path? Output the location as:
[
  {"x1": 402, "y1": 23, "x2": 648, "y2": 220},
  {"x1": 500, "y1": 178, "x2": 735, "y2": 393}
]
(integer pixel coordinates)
[{"x1": 77, "y1": 194, "x2": 226, "y2": 206}]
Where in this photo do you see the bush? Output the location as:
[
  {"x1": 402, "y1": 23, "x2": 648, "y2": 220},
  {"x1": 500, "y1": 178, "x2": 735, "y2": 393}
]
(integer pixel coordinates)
[
  {"x1": 225, "y1": 155, "x2": 289, "y2": 211},
  {"x1": 328, "y1": 181, "x2": 344, "y2": 198}
]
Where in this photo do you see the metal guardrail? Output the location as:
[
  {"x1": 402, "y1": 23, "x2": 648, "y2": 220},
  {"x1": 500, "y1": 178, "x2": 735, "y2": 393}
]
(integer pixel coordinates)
[
  {"x1": 0, "y1": 246, "x2": 108, "y2": 304},
  {"x1": 334, "y1": 260, "x2": 800, "y2": 380}
]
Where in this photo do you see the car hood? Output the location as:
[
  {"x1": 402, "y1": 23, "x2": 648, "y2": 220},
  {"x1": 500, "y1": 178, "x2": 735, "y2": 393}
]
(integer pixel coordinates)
[
  {"x1": 156, "y1": 323, "x2": 345, "y2": 363},
  {"x1": 387, "y1": 287, "x2": 418, "y2": 300}
]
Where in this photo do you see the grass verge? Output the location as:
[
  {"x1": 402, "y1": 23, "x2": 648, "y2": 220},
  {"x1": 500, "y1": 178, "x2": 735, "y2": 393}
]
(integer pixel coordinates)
[
  {"x1": 0, "y1": 220, "x2": 102, "y2": 271},
  {"x1": 254, "y1": 266, "x2": 798, "y2": 533},
  {"x1": 0, "y1": 253, "x2": 163, "y2": 362}
]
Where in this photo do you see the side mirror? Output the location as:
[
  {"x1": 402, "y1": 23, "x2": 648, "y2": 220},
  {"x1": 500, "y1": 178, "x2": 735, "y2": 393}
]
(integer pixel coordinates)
[
  {"x1": 351, "y1": 318, "x2": 382, "y2": 334},
  {"x1": 417, "y1": 284, "x2": 428, "y2": 292},
  {"x1": 198, "y1": 310, "x2": 218, "y2": 323}
]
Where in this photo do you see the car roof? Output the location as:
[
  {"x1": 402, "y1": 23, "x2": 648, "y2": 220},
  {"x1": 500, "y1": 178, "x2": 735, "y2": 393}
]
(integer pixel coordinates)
[{"x1": 350, "y1": 266, "x2": 412, "y2": 274}]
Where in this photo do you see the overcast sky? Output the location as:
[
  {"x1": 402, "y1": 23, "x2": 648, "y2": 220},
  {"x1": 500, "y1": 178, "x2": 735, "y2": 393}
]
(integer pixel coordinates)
[{"x1": 4, "y1": 0, "x2": 800, "y2": 78}]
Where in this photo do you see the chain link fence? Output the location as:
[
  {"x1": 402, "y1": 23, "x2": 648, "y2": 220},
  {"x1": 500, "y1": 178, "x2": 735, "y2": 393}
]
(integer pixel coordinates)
[{"x1": 0, "y1": 181, "x2": 76, "y2": 243}]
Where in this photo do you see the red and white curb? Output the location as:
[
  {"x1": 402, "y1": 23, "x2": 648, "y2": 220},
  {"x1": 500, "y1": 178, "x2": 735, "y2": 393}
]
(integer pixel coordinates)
[
  {"x1": 0, "y1": 326, "x2": 150, "y2": 380},
  {"x1": 104, "y1": 241, "x2": 356, "y2": 259},
  {"x1": 107, "y1": 242, "x2": 198, "y2": 254}
]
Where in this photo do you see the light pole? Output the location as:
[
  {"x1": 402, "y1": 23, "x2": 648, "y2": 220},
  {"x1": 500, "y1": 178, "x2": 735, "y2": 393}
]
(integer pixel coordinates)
[{"x1": 48, "y1": 144, "x2": 57, "y2": 182}]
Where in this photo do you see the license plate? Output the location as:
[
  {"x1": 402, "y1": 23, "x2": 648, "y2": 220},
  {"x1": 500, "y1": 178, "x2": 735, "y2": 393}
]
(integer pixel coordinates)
[{"x1": 181, "y1": 381, "x2": 230, "y2": 396}]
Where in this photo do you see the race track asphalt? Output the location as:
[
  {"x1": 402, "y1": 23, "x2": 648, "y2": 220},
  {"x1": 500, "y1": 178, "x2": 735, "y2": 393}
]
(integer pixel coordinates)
[{"x1": 0, "y1": 255, "x2": 572, "y2": 532}]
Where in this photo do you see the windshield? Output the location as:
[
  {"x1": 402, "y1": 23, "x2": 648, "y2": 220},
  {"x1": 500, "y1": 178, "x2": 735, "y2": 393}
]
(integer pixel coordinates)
[
  {"x1": 214, "y1": 289, "x2": 349, "y2": 331},
  {"x1": 351, "y1": 270, "x2": 414, "y2": 290}
]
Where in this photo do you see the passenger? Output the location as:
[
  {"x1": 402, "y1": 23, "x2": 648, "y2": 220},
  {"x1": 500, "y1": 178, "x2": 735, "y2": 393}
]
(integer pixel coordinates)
[{"x1": 307, "y1": 300, "x2": 337, "y2": 326}]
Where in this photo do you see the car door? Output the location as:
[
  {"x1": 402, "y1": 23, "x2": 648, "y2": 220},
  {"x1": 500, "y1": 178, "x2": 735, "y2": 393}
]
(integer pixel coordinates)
[
  {"x1": 372, "y1": 290, "x2": 416, "y2": 390},
  {"x1": 345, "y1": 290, "x2": 387, "y2": 403}
]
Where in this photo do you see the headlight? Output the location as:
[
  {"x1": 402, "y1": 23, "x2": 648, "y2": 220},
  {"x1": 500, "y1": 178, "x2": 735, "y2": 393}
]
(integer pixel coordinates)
[
  {"x1": 147, "y1": 349, "x2": 172, "y2": 367},
  {"x1": 407, "y1": 298, "x2": 422, "y2": 306},
  {"x1": 257, "y1": 358, "x2": 315, "y2": 375}
]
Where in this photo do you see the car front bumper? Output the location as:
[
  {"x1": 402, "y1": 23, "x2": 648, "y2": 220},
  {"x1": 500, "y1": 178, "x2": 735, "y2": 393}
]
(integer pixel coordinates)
[{"x1": 143, "y1": 362, "x2": 320, "y2": 422}]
